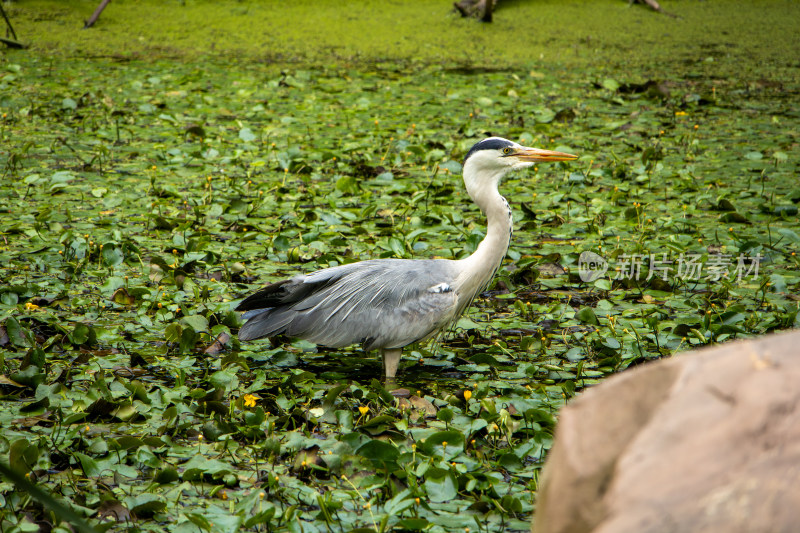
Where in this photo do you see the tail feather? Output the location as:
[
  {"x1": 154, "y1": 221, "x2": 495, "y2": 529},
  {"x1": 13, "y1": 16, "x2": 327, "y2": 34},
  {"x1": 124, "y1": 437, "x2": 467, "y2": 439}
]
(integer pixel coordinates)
[{"x1": 238, "y1": 308, "x2": 294, "y2": 341}]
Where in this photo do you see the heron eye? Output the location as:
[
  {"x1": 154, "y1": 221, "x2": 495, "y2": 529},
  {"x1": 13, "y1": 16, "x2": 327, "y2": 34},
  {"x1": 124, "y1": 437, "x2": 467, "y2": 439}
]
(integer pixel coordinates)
[{"x1": 502, "y1": 147, "x2": 512, "y2": 155}]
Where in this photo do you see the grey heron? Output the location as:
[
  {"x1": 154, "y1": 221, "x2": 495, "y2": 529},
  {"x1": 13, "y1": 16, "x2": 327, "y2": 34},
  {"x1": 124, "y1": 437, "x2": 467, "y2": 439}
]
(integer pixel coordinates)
[{"x1": 236, "y1": 137, "x2": 577, "y2": 380}]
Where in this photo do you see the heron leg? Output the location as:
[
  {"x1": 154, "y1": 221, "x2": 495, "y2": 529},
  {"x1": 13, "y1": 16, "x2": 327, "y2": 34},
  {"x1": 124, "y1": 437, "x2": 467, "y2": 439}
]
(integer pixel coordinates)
[{"x1": 382, "y1": 348, "x2": 402, "y2": 380}]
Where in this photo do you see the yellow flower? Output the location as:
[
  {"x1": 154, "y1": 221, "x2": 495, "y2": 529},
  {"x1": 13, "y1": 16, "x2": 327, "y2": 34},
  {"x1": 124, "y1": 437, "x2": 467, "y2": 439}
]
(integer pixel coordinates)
[
  {"x1": 674, "y1": 111, "x2": 688, "y2": 116},
  {"x1": 243, "y1": 394, "x2": 259, "y2": 408},
  {"x1": 463, "y1": 390, "x2": 472, "y2": 401},
  {"x1": 358, "y1": 406, "x2": 369, "y2": 416},
  {"x1": 24, "y1": 302, "x2": 40, "y2": 311}
]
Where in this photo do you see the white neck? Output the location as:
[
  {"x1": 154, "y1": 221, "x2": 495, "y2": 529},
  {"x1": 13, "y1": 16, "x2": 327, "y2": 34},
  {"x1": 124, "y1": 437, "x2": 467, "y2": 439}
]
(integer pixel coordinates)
[{"x1": 452, "y1": 165, "x2": 514, "y2": 299}]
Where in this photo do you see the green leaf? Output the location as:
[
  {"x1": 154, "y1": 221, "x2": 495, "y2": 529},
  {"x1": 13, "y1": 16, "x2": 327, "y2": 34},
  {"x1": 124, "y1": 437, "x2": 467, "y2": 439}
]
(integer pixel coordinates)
[
  {"x1": 164, "y1": 323, "x2": 182, "y2": 343},
  {"x1": 355, "y1": 440, "x2": 399, "y2": 468},
  {"x1": 594, "y1": 279, "x2": 612, "y2": 290},
  {"x1": 357, "y1": 414, "x2": 396, "y2": 435},
  {"x1": 576, "y1": 307, "x2": 599, "y2": 325},
  {"x1": 186, "y1": 513, "x2": 212, "y2": 530},
  {"x1": 182, "y1": 314, "x2": 209, "y2": 332},
  {"x1": 774, "y1": 205, "x2": 798, "y2": 216},
  {"x1": 777, "y1": 228, "x2": 800, "y2": 243},
  {"x1": 0, "y1": 461, "x2": 96, "y2": 533},
  {"x1": 335, "y1": 175, "x2": 358, "y2": 194},
  {"x1": 101, "y1": 244, "x2": 124, "y2": 267},
  {"x1": 720, "y1": 212, "x2": 750, "y2": 223},
  {"x1": 602, "y1": 337, "x2": 621, "y2": 350},
  {"x1": 601, "y1": 78, "x2": 620, "y2": 91},
  {"x1": 9, "y1": 365, "x2": 46, "y2": 388},
  {"x1": 74, "y1": 452, "x2": 101, "y2": 477},
  {"x1": 68, "y1": 323, "x2": 96, "y2": 346},
  {"x1": 179, "y1": 326, "x2": 198, "y2": 354},
  {"x1": 384, "y1": 488, "x2": 416, "y2": 515},
  {"x1": 209, "y1": 368, "x2": 239, "y2": 392},
  {"x1": 419, "y1": 430, "x2": 464, "y2": 460},
  {"x1": 244, "y1": 508, "x2": 276, "y2": 528},
  {"x1": 437, "y1": 408, "x2": 454, "y2": 423},
  {"x1": 154, "y1": 467, "x2": 180, "y2": 484},
  {"x1": 125, "y1": 494, "x2": 166, "y2": 517},
  {"x1": 769, "y1": 274, "x2": 787, "y2": 293},
  {"x1": 9, "y1": 439, "x2": 40, "y2": 475},
  {"x1": 322, "y1": 383, "x2": 349, "y2": 412},
  {"x1": 272, "y1": 234, "x2": 291, "y2": 251},
  {"x1": 239, "y1": 127, "x2": 256, "y2": 142},
  {"x1": 716, "y1": 198, "x2": 736, "y2": 211},
  {"x1": 4, "y1": 316, "x2": 29, "y2": 347},
  {"x1": 396, "y1": 518, "x2": 431, "y2": 531},
  {"x1": 423, "y1": 468, "x2": 457, "y2": 503}
]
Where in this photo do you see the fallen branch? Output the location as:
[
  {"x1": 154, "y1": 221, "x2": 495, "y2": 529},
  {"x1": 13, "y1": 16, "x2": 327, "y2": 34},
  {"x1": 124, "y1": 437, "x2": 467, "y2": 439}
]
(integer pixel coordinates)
[
  {"x1": 629, "y1": 0, "x2": 678, "y2": 18},
  {"x1": 0, "y1": 37, "x2": 26, "y2": 49},
  {"x1": 454, "y1": 0, "x2": 495, "y2": 22},
  {"x1": 84, "y1": 0, "x2": 112, "y2": 29},
  {"x1": 631, "y1": 0, "x2": 661, "y2": 11},
  {"x1": 0, "y1": 0, "x2": 21, "y2": 43}
]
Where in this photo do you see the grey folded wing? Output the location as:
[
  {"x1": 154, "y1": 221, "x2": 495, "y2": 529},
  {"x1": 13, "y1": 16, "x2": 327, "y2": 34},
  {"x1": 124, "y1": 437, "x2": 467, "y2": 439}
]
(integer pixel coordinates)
[{"x1": 236, "y1": 258, "x2": 461, "y2": 350}]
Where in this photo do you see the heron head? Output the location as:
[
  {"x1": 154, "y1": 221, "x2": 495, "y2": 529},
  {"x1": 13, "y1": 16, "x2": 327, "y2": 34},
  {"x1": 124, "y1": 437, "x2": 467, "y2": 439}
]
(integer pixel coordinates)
[
  {"x1": 463, "y1": 137, "x2": 578, "y2": 175},
  {"x1": 461, "y1": 137, "x2": 578, "y2": 204}
]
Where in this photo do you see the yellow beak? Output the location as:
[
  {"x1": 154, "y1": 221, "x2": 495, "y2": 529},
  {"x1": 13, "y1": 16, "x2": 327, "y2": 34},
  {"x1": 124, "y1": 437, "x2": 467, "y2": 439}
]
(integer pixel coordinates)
[{"x1": 514, "y1": 147, "x2": 578, "y2": 162}]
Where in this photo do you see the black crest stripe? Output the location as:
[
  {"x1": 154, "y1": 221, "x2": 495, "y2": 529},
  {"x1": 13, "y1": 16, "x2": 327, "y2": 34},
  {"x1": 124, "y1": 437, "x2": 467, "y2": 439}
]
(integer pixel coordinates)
[{"x1": 463, "y1": 138, "x2": 514, "y2": 166}]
